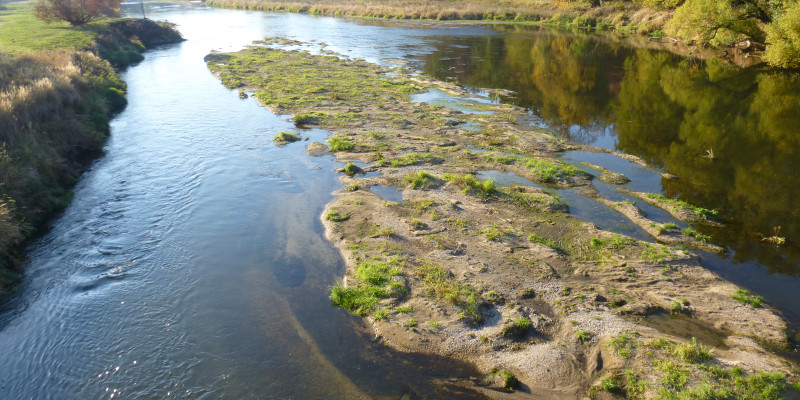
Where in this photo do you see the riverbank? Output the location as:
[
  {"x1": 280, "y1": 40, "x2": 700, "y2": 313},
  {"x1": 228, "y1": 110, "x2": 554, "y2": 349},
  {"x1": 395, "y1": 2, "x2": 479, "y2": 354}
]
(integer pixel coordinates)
[
  {"x1": 208, "y1": 44, "x2": 800, "y2": 398},
  {"x1": 0, "y1": 1, "x2": 183, "y2": 298}
]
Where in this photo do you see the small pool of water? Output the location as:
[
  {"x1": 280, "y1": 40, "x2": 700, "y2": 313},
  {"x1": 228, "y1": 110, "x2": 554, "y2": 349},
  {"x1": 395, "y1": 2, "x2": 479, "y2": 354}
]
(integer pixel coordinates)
[
  {"x1": 370, "y1": 185, "x2": 403, "y2": 202},
  {"x1": 561, "y1": 151, "x2": 664, "y2": 194},
  {"x1": 411, "y1": 88, "x2": 495, "y2": 115}
]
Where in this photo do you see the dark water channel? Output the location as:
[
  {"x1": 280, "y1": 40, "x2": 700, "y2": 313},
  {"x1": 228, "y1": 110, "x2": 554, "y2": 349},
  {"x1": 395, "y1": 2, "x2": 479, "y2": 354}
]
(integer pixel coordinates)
[{"x1": 2, "y1": 2, "x2": 799, "y2": 398}]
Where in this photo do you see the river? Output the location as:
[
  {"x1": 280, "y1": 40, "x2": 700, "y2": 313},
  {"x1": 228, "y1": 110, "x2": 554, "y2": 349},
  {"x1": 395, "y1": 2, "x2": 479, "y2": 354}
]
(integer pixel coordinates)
[{"x1": 0, "y1": 2, "x2": 798, "y2": 398}]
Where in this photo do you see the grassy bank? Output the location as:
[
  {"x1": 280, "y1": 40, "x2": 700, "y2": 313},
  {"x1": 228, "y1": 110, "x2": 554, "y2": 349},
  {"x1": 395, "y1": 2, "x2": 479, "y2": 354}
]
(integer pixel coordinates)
[
  {"x1": 206, "y1": 0, "x2": 800, "y2": 68},
  {"x1": 0, "y1": 1, "x2": 183, "y2": 298}
]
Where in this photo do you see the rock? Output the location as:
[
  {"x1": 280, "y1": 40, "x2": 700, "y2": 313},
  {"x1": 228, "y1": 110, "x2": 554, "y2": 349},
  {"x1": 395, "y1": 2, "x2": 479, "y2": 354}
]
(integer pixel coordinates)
[{"x1": 306, "y1": 142, "x2": 328, "y2": 156}]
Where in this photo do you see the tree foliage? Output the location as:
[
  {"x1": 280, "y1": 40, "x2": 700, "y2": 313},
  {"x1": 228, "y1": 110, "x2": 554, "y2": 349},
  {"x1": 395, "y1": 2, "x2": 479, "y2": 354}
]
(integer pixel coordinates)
[
  {"x1": 35, "y1": 0, "x2": 121, "y2": 26},
  {"x1": 763, "y1": 1, "x2": 800, "y2": 68},
  {"x1": 666, "y1": 0, "x2": 767, "y2": 45}
]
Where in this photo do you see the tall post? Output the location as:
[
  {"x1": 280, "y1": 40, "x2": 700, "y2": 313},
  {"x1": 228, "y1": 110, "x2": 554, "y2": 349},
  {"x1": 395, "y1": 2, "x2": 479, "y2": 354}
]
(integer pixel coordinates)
[{"x1": 140, "y1": 1, "x2": 146, "y2": 19}]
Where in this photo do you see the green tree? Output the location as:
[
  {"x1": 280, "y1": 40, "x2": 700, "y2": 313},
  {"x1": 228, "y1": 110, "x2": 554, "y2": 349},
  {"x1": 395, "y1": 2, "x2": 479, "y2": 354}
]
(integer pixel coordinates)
[
  {"x1": 666, "y1": 0, "x2": 770, "y2": 45},
  {"x1": 763, "y1": 1, "x2": 800, "y2": 68}
]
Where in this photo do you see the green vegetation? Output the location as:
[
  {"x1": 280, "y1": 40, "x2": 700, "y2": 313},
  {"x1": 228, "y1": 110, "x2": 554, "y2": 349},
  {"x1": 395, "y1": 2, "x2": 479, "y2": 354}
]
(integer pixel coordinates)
[
  {"x1": 443, "y1": 173, "x2": 497, "y2": 198},
  {"x1": 404, "y1": 318, "x2": 418, "y2": 327},
  {"x1": 576, "y1": 329, "x2": 594, "y2": 344},
  {"x1": 326, "y1": 136, "x2": 355, "y2": 152},
  {"x1": 502, "y1": 186, "x2": 566, "y2": 212},
  {"x1": 208, "y1": 46, "x2": 424, "y2": 112},
  {"x1": 273, "y1": 131, "x2": 301, "y2": 142},
  {"x1": 325, "y1": 209, "x2": 350, "y2": 221},
  {"x1": 645, "y1": 193, "x2": 718, "y2": 221},
  {"x1": 609, "y1": 331, "x2": 638, "y2": 358},
  {"x1": 501, "y1": 317, "x2": 532, "y2": 338},
  {"x1": 641, "y1": 243, "x2": 676, "y2": 264},
  {"x1": 523, "y1": 157, "x2": 586, "y2": 185},
  {"x1": 373, "y1": 308, "x2": 389, "y2": 320},
  {"x1": 682, "y1": 227, "x2": 711, "y2": 243},
  {"x1": 403, "y1": 170, "x2": 437, "y2": 189},
  {"x1": 416, "y1": 262, "x2": 482, "y2": 324},
  {"x1": 763, "y1": 2, "x2": 800, "y2": 68},
  {"x1": 490, "y1": 368, "x2": 519, "y2": 392},
  {"x1": 342, "y1": 162, "x2": 362, "y2": 176},
  {"x1": 731, "y1": 288, "x2": 764, "y2": 308},
  {"x1": 527, "y1": 233, "x2": 562, "y2": 252},
  {"x1": 330, "y1": 258, "x2": 405, "y2": 316},
  {"x1": 378, "y1": 152, "x2": 443, "y2": 167},
  {"x1": 590, "y1": 234, "x2": 636, "y2": 250}
]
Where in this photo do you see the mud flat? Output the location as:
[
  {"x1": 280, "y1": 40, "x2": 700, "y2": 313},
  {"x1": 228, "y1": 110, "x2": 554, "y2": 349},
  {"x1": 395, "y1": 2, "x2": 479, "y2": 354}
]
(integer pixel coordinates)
[{"x1": 208, "y1": 43, "x2": 800, "y2": 398}]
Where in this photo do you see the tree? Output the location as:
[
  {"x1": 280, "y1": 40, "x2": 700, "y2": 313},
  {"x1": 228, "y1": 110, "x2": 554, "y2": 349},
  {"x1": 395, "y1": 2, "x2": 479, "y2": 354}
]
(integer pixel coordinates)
[
  {"x1": 35, "y1": 0, "x2": 121, "y2": 26},
  {"x1": 763, "y1": 1, "x2": 800, "y2": 68}
]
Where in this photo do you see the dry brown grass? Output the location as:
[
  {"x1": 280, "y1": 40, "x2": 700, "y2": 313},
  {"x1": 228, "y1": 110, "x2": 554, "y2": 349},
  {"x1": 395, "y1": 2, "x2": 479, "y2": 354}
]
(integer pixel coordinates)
[{"x1": 206, "y1": 0, "x2": 587, "y2": 21}]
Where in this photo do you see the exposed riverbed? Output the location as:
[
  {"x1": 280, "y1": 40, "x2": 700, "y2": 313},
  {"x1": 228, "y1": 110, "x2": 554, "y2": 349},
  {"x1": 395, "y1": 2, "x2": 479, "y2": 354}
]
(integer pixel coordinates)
[{"x1": 1, "y1": 1, "x2": 798, "y2": 398}]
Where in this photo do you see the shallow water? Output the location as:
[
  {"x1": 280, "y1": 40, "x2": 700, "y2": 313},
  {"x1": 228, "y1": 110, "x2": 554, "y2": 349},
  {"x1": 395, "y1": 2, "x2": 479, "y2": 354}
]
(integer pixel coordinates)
[{"x1": 0, "y1": 4, "x2": 489, "y2": 398}]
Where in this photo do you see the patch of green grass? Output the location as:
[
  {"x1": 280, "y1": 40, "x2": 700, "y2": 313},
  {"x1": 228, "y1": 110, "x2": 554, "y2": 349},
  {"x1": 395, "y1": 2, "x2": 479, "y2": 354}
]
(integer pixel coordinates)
[
  {"x1": 502, "y1": 186, "x2": 566, "y2": 211},
  {"x1": 378, "y1": 152, "x2": 443, "y2": 167},
  {"x1": 523, "y1": 157, "x2": 585, "y2": 184},
  {"x1": 0, "y1": 2, "x2": 114, "y2": 54},
  {"x1": 609, "y1": 331, "x2": 638, "y2": 358},
  {"x1": 490, "y1": 368, "x2": 519, "y2": 392},
  {"x1": 404, "y1": 318, "x2": 418, "y2": 328},
  {"x1": 645, "y1": 193, "x2": 719, "y2": 221},
  {"x1": 443, "y1": 173, "x2": 497, "y2": 198},
  {"x1": 403, "y1": 170, "x2": 437, "y2": 189},
  {"x1": 293, "y1": 113, "x2": 319, "y2": 125},
  {"x1": 396, "y1": 305, "x2": 413, "y2": 313},
  {"x1": 527, "y1": 233, "x2": 563, "y2": 252},
  {"x1": 343, "y1": 162, "x2": 362, "y2": 176},
  {"x1": 576, "y1": 329, "x2": 594, "y2": 344},
  {"x1": 325, "y1": 209, "x2": 350, "y2": 222},
  {"x1": 672, "y1": 337, "x2": 712, "y2": 364},
  {"x1": 657, "y1": 359, "x2": 689, "y2": 391},
  {"x1": 331, "y1": 258, "x2": 405, "y2": 316},
  {"x1": 373, "y1": 308, "x2": 389, "y2": 320},
  {"x1": 682, "y1": 227, "x2": 711, "y2": 243},
  {"x1": 590, "y1": 234, "x2": 636, "y2": 250},
  {"x1": 273, "y1": 131, "x2": 301, "y2": 142},
  {"x1": 327, "y1": 136, "x2": 356, "y2": 152},
  {"x1": 641, "y1": 243, "x2": 675, "y2": 264},
  {"x1": 479, "y1": 225, "x2": 508, "y2": 241},
  {"x1": 515, "y1": 317, "x2": 531, "y2": 330},
  {"x1": 330, "y1": 284, "x2": 390, "y2": 316},
  {"x1": 731, "y1": 289, "x2": 764, "y2": 307},
  {"x1": 355, "y1": 259, "x2": 403, "y2": 286},
  {"x1": 416, "y1": 262, "x2": 482, "y2": 325},
  {"x1": 427, "y1": 320, "x2": 440, "y2": 329}
]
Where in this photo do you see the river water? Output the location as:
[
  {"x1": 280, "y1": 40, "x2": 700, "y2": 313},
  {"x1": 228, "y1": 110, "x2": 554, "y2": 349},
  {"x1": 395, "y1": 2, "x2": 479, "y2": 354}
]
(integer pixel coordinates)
[{"x1": 1, "y1": 2, "x2": 798, "y2": 398}]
